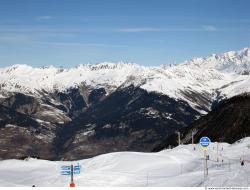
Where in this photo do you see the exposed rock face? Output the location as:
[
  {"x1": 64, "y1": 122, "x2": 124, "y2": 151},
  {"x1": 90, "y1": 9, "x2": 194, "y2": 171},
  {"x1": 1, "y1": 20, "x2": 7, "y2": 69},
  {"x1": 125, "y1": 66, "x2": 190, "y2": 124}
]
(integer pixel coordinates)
[
  {"x1": 153, "y1": 94, "x2": 250, "y2": 151},
  {"x1": 0, "y1": 105, "x2": 56, "y2": 160},
  {"x1": 54, "y1": 86, "x2": 200, "y2": 160},
  {"x1": 0, "y1": 84, "x2": 201, "y2": 160},
  {"x1": 0, "y1": 82, "x2": 248, "y2": 160}
]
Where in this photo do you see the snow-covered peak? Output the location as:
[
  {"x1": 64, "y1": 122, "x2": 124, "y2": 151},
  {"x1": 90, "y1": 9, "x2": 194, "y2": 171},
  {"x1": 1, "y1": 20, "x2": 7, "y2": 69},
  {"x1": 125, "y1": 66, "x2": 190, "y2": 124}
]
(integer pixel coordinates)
[
  {"x1": 182, "y1": 47, "x2": 250, "y2": 74},
  {"x1": 1, "y1": 64, "x2": 63, "y2": 75},
  {"x1": 0, "y1": 61, "x2": 144, "y2": 94},
  {"x1": 2, "y1": 64, "x2": 32, "y2": 73},
  {"x1": 76, "y1": 61, "x2": 138, "y2": 70},
  {"x1": 0, "y1": 47, "x2": 250, "y2": 113}
]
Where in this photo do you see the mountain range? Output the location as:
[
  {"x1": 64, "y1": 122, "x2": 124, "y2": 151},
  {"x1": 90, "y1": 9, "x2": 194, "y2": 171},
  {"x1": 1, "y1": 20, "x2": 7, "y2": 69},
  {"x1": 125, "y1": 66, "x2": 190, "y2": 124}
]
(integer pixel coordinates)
[{"x1": 0, "y1": 47, "x2": 250, "y2": 160}]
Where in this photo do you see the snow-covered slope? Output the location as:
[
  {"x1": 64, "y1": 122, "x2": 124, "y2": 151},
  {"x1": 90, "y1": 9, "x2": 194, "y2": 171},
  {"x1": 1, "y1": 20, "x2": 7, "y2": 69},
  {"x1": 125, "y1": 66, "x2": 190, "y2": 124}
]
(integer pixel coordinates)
[
  {"x1": 181, "y1": 47, "x2": 250, "y2": 73},
  {"x1": 0, "y1": 47, "x2": 250, "y2": 112},
  {"x1": 0, "y1": 62, "x2": 141, "y2": 94},
  {"x1": 0, "y1": 137, "x2": 249, "y2": 187}
]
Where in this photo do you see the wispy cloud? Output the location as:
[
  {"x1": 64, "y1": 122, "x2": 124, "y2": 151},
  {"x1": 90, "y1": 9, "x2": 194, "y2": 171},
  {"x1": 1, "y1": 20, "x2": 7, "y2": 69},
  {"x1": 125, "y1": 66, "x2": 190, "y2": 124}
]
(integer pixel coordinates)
[
  {"x1": 116, "y1": 26, "x2": 218, "y2": 33},
  {"x1": 35, "y1": 41, "x2": 128, "y2": 48},
  {"x1": 116, "y1": 28, "x2": 164, "y2": 32},
  {"x1": 202, "y1": 25, "x2": 217, "y2": 32},
  {"x1": 1, "y1": 25, "x2": 249, "y2": 36},
  {"x1": 31, "y1": 16, "x2": 250, "y2": 24},
  {"x1": 1, "y1": 16, "x2": 250, "y2": 26},
  {"x1": 0, "y1": 33, "x2": 127, "y2": 48},
  {"x1": 35, "y1": 16, "x2": 53, "y2": 21},
  {"x1": 0, "y1": 34, "x2": 32, "y2": 44}
]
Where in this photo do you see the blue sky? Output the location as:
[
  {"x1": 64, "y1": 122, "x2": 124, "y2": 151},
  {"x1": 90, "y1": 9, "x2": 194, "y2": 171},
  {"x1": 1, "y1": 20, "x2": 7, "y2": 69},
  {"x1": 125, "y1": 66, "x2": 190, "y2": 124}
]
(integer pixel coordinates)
[{"x1": 0, "y1": 0, "x2": 250, "y2": 67}]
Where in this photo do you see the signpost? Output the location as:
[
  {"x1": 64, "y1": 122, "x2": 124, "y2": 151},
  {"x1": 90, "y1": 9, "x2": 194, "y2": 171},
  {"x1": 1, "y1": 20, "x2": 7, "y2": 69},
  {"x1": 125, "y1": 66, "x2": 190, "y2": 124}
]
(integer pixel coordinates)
[
  {"x1": 199, "y1": 137, "x2": 211, "y2": 181},
  {"x1": 61, "y1": 163, "x2": 81, "y2": 187},
  {"x1": 200, "y1": 137, "x2": 211, "y2": 150}
]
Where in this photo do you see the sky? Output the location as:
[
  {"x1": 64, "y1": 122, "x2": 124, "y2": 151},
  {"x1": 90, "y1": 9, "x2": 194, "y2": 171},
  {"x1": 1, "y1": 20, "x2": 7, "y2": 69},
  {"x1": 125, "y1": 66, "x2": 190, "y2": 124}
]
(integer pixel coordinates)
[{"x1": 0, "y1": 0, "x2": 250, "y2": 68}]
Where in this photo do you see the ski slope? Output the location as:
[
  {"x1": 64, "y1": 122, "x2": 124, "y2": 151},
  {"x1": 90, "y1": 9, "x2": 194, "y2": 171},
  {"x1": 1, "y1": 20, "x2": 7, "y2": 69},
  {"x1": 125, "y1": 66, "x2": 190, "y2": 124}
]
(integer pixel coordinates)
[{"x1": 0, "y1": 138, "x2": 249, "y2": 187}]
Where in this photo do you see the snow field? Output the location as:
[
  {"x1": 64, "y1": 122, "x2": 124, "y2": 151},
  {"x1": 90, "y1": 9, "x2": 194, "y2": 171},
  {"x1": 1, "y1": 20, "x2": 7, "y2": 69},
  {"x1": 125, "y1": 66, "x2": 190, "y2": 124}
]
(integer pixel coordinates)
[{"x1": 0, "y1": 138, "x2": 249, "y2": 187}]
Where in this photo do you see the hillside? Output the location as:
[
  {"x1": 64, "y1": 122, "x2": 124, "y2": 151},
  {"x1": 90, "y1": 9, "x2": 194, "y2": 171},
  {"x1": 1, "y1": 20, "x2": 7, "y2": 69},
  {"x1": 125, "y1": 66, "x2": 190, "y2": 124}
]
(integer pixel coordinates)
[{"x1": 153, "y1": 94, "x2": 250, "y2": 151}]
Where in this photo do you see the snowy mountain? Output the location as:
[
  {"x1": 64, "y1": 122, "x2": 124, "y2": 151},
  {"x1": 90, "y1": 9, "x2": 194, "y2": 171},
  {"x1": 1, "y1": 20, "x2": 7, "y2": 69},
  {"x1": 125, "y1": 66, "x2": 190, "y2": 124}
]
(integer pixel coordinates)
[
  {"x1": 1, "y1": 47, "x2": 250, "y2": 112},
  {"x1": 0, "y1": 46, "x2": 250, "y2": 160},
  {"x1": 0, "y1": 137, "x2": 249, "y2": 187},
  {"x1": 181, "y1": 47, "x2": 250, "y2": 73}
]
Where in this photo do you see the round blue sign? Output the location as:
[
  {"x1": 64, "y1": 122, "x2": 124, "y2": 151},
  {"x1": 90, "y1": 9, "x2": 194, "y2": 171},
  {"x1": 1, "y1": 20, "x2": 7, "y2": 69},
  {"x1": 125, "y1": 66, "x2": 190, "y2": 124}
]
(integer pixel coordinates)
[{"x1": 199, "y1": 137, "x2": 211, "y2": 147}]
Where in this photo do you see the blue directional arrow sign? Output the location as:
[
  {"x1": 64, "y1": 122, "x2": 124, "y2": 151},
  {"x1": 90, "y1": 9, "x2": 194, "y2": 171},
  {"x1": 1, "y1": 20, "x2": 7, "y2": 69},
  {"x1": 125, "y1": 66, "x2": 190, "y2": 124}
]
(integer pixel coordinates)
[
  {"x1": 74, "y1": 165, "x2": 80, "y2": 170},
  {"x1": 199, "y1": 137, "x2": 211, "y2": 147},
  {"x1": 60, "y1": 164, "x2": 81, "y2": 175},
  {"x1": 73, "y1": 165, "x2": 81, "y2": 174},
  {"x1": 61, "y1": 166, "x2": 71, "y2": 170},
  {"x1": 61, "y1": 170, "x2": 71, "y2": 175},
  {"x1": 61, "y1": 165, "x2": 71, "y2": 175},
  {"x1": 73, "y1": 170, "x2": 80, "y2": 174}
]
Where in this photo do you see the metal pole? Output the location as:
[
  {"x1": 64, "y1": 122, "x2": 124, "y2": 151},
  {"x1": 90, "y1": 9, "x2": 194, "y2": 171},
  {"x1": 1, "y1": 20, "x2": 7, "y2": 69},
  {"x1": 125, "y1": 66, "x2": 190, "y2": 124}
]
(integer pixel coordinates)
[
  {"x1": 71, "y1": 164, "x2": 74, "y2": 184},
  {"x1": 203, "y1": 150, "x2": 208, "y2": 181},
  {"x1": 177, "y1": 132, "x2": 181, "y2": 146},
  {"x1": 204, "y1": 150, "x2": 206, "y2": 181},
  {"x1": 69, "y1": 164, "x2": 76, "y2": 187},
  {"x1": 206, "y1": 153, "x2": 208, "y2": 176},
  {"x1": 180, "y1": 164, "x2": 182, "y2": 175},
  {"x1": 192, "y1": 131, "x2": 194, "y2": 144},
  {"x1": 192, "y1": 131, "x2": 195, "y2": 150},
  {"x1": 217, "y1": 142, "x2": 219, "y2": 162},
  {"x1": 147, "y1": 173, "x2": 149, "y2": 186}
]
